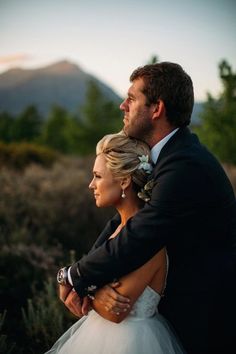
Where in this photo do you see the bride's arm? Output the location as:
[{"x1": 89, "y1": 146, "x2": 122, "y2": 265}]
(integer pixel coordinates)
[{"x1": 92, "y1": 248, "x2": 166, "y2": 323}]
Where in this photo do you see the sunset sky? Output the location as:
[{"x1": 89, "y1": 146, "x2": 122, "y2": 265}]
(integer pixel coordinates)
[{"x1": 0, "y1": 0, "x2": 235, "y2": 101}]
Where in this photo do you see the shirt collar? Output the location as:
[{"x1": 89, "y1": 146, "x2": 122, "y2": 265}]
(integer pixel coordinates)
[{"x1": 151, "y1": 128, "x2": 179, "y2": 164}]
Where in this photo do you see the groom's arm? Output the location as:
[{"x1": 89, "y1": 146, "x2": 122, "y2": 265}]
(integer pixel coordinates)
[
  {"x1": 70, "y1": 201, "x2": 168, "y2": 297},
  {"x1": 69, "y1": 159, "x2": 189, "y2": 298},
  {"x1": 65, "y1": 213, "x2": 121, "y2": 297}
]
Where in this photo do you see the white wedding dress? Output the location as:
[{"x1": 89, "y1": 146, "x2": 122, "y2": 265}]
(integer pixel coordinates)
[{"x1": 45, "y1": 285, "x2": 185, "y2": 354}]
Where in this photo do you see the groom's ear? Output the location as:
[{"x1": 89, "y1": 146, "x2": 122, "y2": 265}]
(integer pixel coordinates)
[{"x1": 151, "y1": 99, "x2": 166, "y2": 121}]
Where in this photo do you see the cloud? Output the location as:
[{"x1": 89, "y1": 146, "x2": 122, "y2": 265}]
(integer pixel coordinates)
[{"x1": 0, "y1": 53, "x2": 32, "y2": 65}]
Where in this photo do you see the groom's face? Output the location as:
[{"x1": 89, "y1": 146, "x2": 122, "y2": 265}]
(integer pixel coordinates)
[{"x1": 120, "y1": 78, "x2": 154, "y2": 142}]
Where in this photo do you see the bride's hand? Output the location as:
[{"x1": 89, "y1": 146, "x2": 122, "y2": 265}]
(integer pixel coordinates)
[{"x1": 94, "y1": 281, "x2": 130, "y2": 315}]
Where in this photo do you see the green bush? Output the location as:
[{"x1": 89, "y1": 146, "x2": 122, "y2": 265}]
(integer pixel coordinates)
[
  {"x1": 0, "y1": 141, "x2": 58, "y2": 170},
  {"x1": 0, "y1": 156, "x2": 114, "y2": 352},
  {"x1": 22, "y1": 278, "x2": 74, "y2": 353},
  {"x1": 0, "y1": 243, "x2": 62, "y2": 309},
  {"x1": 0, "y1": 156, "x2": 113, "y2": 250},
  {"x1": 0, "y1": 311, "x2": 16, "y2": 354}
]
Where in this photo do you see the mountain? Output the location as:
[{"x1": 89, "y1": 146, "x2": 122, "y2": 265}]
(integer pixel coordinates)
[
  {"x1": 0, "y1": 60, "x2": 121, "y2": 117},
  {"x1": 0, "y1": 59, "x2": 203, "y2": 124}
]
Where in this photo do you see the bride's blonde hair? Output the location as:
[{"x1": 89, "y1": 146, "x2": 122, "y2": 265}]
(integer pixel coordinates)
[{"x1": 96, "y1": 132, "x2": 152, "y2": 191}]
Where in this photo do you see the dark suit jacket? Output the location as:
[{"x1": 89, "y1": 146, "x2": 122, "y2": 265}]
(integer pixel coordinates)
[{"x1": 71, "y1": 127, "x2": 236, "y2": 353}]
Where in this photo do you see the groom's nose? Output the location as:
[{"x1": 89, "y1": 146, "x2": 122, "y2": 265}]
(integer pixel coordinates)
[{"x1": 120, "y1": 99, "x2": 128, "y2": 112}]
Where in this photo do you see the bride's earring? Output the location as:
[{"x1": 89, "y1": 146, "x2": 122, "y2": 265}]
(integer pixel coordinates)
[{"x1": 121, "y1": 189, "x2": 126, "y2": 198}]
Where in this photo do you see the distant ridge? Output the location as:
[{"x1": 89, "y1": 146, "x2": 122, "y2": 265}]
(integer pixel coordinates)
[
  {"x1": 0, "y1": 60, "x2": 121, "y2": 116},
  {"x1": 0, "y1": 59, "x2": 203, "y2": 124}
]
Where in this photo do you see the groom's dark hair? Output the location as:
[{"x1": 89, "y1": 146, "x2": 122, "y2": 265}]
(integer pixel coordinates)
[{"x1": 130, "y1": 62, "x2": 194, "y2": 127}]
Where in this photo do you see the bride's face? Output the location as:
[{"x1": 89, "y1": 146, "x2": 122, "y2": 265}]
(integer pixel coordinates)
[{"x1": 89, "y1": 154, "x2": 122, "y2": 208}]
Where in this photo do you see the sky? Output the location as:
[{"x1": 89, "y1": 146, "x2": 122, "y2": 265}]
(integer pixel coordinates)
[{"x1": 0, "y1": 0, "x2": 235, "y2": 101}]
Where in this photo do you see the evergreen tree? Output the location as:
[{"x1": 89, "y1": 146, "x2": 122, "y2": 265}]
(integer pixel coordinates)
[
  {"x1": 195, "y1": 60, "x2": 236, "y2": 164},
  {"x1": 0, "y1": 112, "x2": 15, "y2": 143},
  {"x1": 78, "y1": 80, "x2": 122, "y2": 154},
  {"x1": 147, "y1": 55, "x2": 159, "y2": 64},
  {"x1": 11, "y1": 105, "x2": 42, "y2": 142},
  {"x1": 40, "y1": 105, "x2": 81, "y2": 154}
]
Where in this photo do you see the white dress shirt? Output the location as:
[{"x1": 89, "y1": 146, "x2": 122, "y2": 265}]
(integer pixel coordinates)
[{"x1": 151, "y1": 128, "x2": 179, "y2": 164}]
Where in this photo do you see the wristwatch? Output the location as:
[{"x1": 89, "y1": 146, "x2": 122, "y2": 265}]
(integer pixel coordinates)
[{"x1": 57, "y1": 266, "x2": 69, "y2": 285}]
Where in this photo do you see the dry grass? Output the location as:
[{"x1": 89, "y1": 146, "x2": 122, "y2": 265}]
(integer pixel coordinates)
[{"x1": 0, "y1": 155, "x2": 114, "y2": 256}]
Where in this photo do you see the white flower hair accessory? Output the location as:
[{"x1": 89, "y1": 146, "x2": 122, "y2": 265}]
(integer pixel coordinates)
[{"x1": 138, "y1": 155, "x2": 153, "y2": 174}]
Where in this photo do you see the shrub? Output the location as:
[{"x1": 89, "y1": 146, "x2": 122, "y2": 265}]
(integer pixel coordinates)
[
  {"x1": 22, "y1": 278, "x2": 74, "y2": 353},
  {"x1": 0, "y1": 311, "x2": 16, "y2": 354},
  {"x1": 0, "y1": 156, "x2": 114, "y2": 351},
  {"x1": 0, "y1": 243, "x2": 63, "y2": 351},
  {"x1": 0, "y1": 141, "x2": 58, "y2": 170},
  {"x1": 0, "y1": 156, "x2": 114, "y2": 251}
]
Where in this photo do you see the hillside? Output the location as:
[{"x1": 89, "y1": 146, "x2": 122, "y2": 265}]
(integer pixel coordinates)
[{"x1": 0, "y1": 60, "x2": 121, "y2": 117}]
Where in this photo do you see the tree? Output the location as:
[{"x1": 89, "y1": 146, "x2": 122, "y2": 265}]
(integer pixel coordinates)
[
  {"x1": 40, "y1": 105, "x2": 81, "y2": 154},
  {"x1": 0, "y1": 112, "x2": 15, "y2": 143},
  {"x1": 147, "y1": 55, "x2": 159, "y2": 64},
  {"x1": 78, "y1": 80, "x2": 122, "y2": 154},
  {"x1": 11, "y1": 105, "x2": 42, "y2": 142},
  {"x1": 195, "y1": 60, "x2": 236, "y2": 165}
]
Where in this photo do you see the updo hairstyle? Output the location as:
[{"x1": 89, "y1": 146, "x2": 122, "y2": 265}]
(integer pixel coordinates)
[{"x1": 96, "y1": 132, "x2": 152, "y2": 195}]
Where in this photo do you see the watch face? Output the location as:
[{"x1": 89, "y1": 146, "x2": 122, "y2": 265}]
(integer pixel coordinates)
[
  {"x1": 57, "y1": 269, "x2": 64, "y2": 284},
  {"x1": 57, "y1": 267, "x2": 68, "y2": 285}
]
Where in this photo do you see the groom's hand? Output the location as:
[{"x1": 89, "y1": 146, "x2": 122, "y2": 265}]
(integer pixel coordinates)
[
  {"x1": 59, "y1": 283, "x2": 72, "y2": 303},
  {"x1": 94, "y1": 281, "x2": 130, "y2": 314},
  {"x1": 59, "y1": 285, "x2": 84, "y2": 318}
]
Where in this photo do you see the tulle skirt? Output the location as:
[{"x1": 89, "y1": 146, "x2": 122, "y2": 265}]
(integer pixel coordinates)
[{"x1": 45, "y1": 310, "x2": 185, "y2": 354}]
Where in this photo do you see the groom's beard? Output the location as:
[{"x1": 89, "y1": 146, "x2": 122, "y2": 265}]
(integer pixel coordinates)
[{"x1": 123, "y1": 115, "x2": 153, "y2": 146}]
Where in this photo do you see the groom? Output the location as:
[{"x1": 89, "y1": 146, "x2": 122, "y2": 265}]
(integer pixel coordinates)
[{"x1": 58, "y1": 62, "x2": 236, "y2": 353}]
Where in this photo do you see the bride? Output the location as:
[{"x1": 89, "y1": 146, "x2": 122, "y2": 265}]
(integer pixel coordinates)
[{"x1": 45, "y1": 132, "x2": 185, "y2": 354}]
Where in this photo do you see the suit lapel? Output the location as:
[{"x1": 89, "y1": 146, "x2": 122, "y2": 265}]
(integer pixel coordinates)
[{"x1": 154, "y1": 127, "x2": 200, "y2": 166}]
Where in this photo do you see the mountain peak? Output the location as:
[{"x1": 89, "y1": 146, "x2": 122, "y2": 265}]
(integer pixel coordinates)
[
  {"x1": 0, "y1": 59, "x2": 121, "y2": 116},
  {"x1": 41, "y1": 60, "x2": 81, "y2": 75}
]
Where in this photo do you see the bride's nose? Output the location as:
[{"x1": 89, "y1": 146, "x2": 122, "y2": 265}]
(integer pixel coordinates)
[{"x1": 89, "y1": 178, "x2": 95, "y2": 189}]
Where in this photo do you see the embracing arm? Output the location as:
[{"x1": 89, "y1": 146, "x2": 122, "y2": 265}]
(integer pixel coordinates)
[{"x1": 92, "y1": 248, "x2": 166, "y2": 323}]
